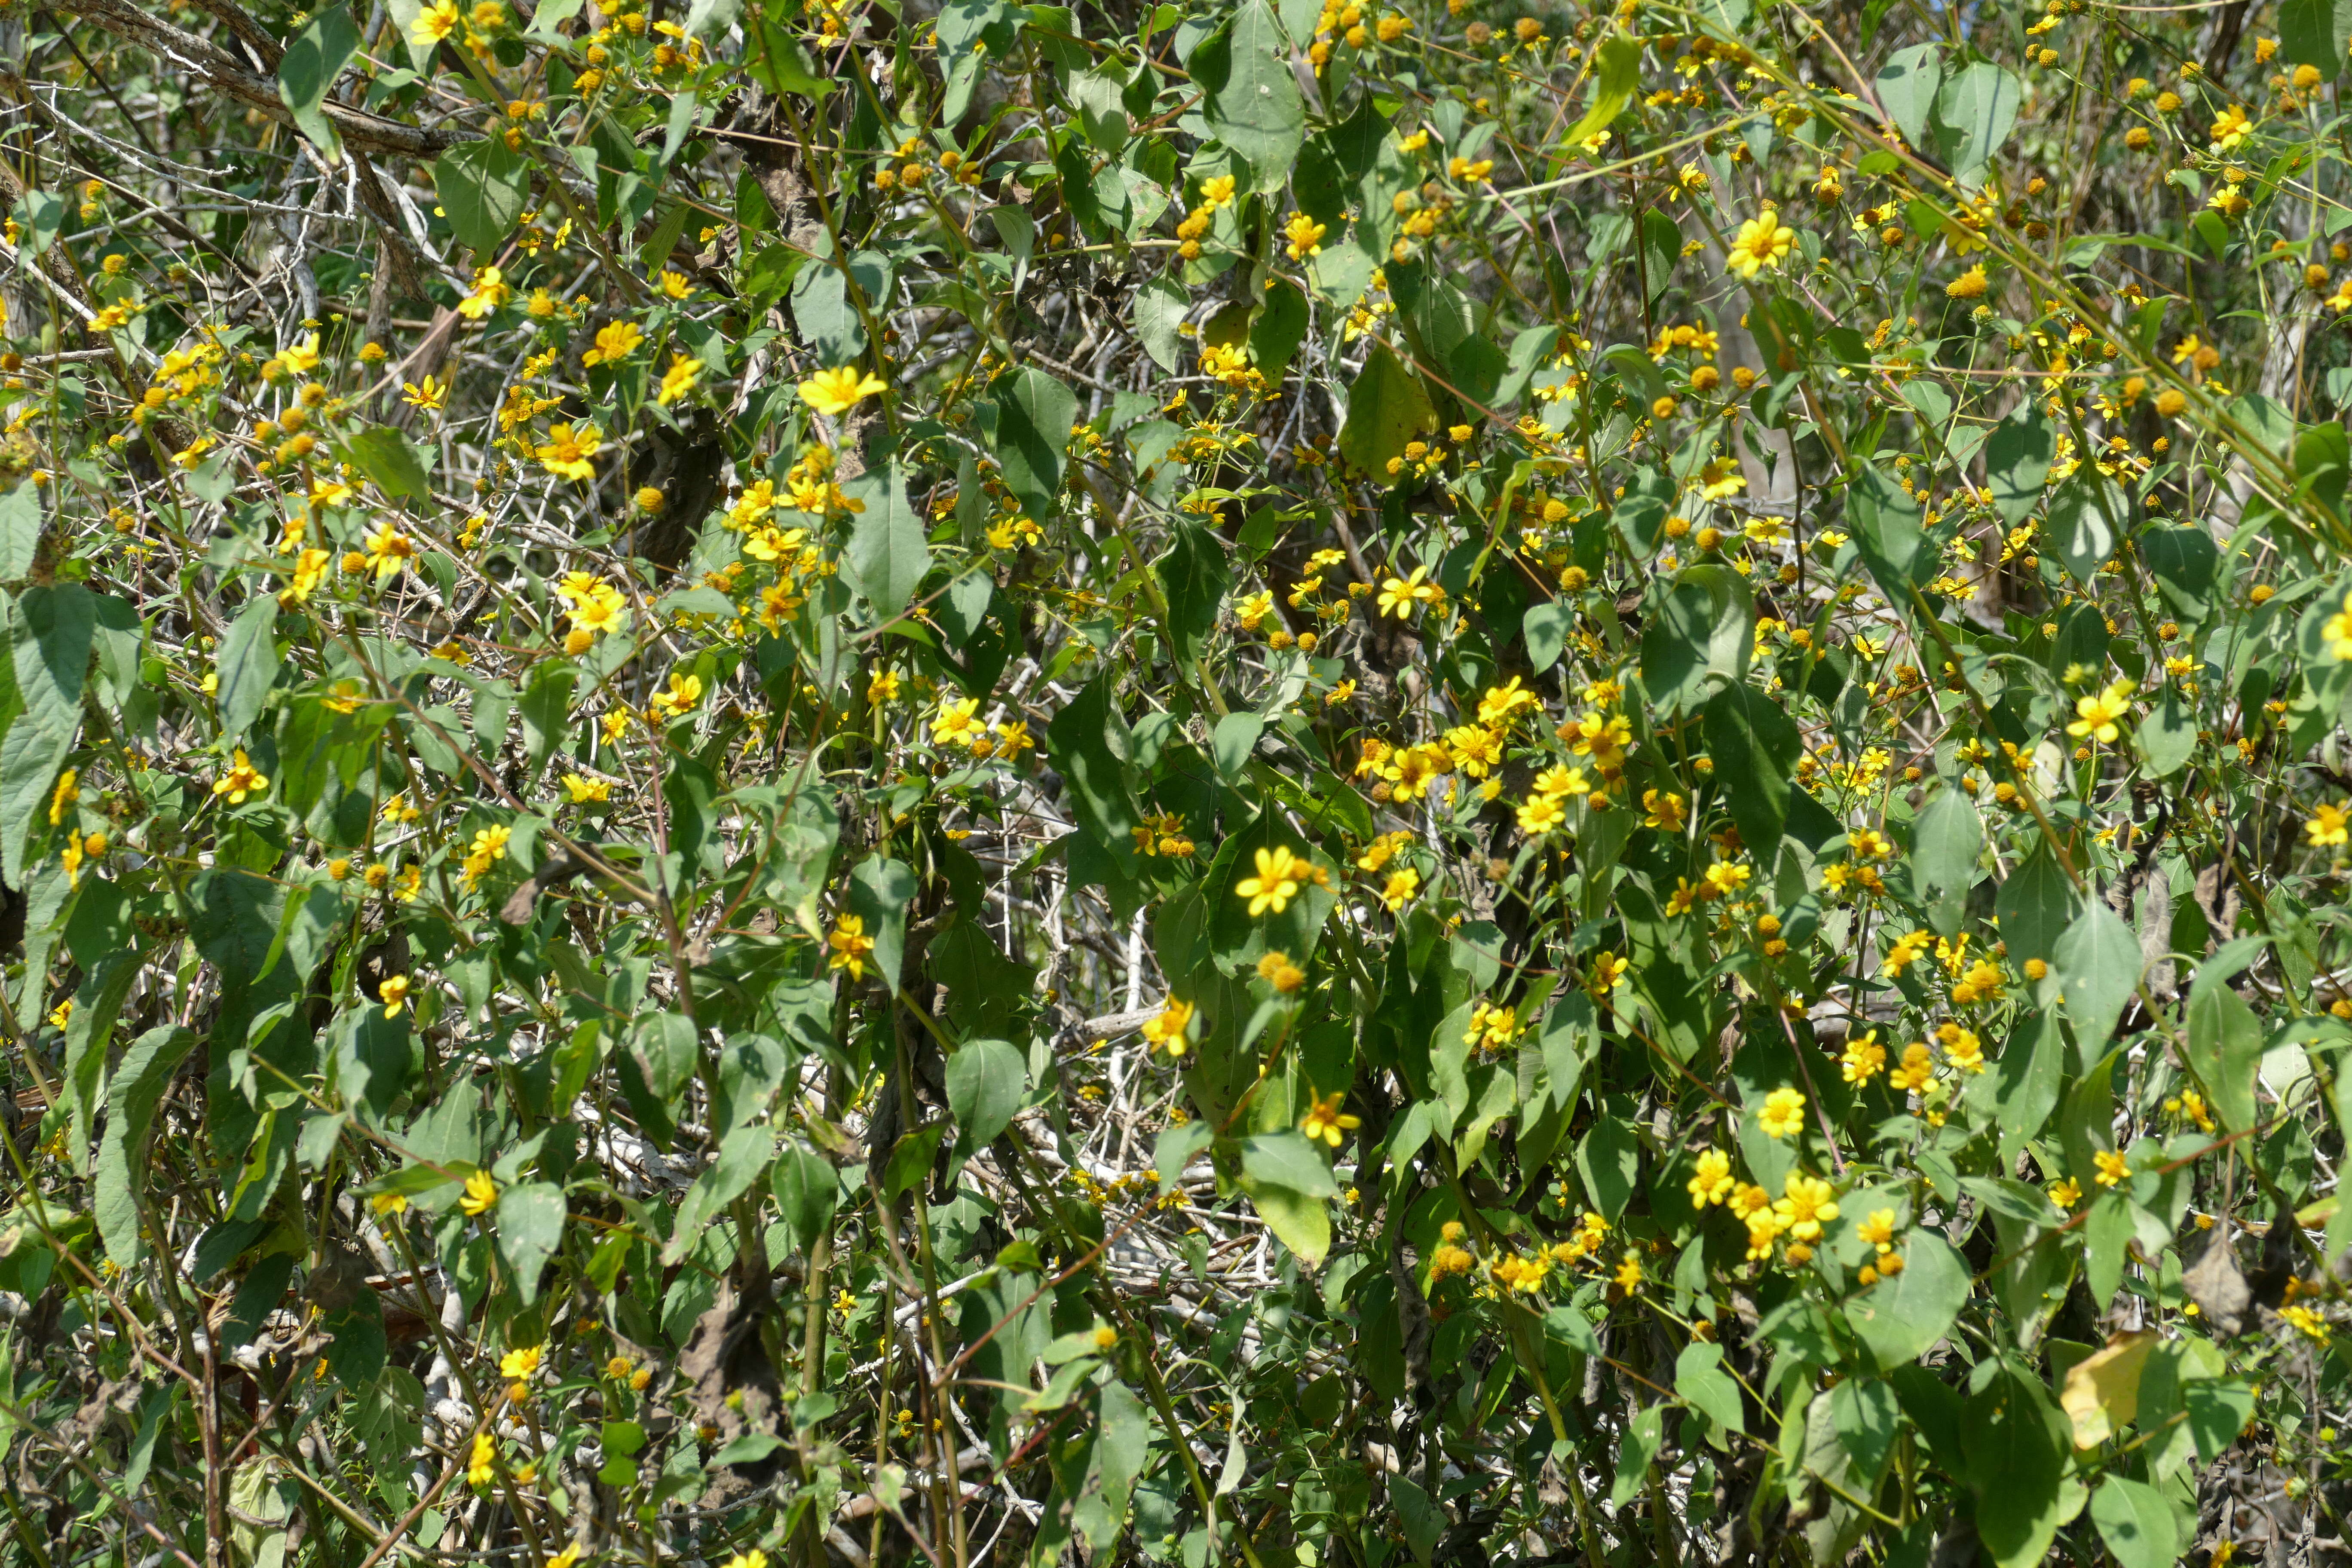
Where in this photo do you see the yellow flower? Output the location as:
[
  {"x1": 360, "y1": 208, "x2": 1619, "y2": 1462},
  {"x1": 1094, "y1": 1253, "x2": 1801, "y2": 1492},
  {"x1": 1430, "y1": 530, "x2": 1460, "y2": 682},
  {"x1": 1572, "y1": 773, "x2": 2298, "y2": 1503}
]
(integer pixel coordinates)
[
  {"x1": 379, "y1": 974, "x2": 412, "y2": 1017},
  {"x1": 649, "y1": 671, "x2": 702, "y2": 720},
  {"x1": 1516, "y1": 794, "x2": 1566, "y2": 835},
  {"x1": 827, "y1": 914, "x2": 876, "y2": 980},
  {"x1": 582, "y1": 319, "x2": 643, "y2": 367},
  {"x1": 370, "y1": 1190, "x2": 408, "y2": 1216},
  {"x1": 48, "y1": 767, "x2": 77, "y2": 826},
  {"x1": 499, "y1": 1344, "x2": 544, "y2": 1382},
  {"x1": 2049, "y1": 1177, "x2": 2082, "y2": 1208},
  {"x1": 1840, "y1": 1030, "x2": 1886, "y2": 1084},
  {"x1": 932, "y1": 697, "x2": 983, "y2": 747},
  {"x1": 536, "y1": 423, "x2": 603, "y2": 481},
  {"x1": 799, "y1": 366, "x2": 888, "y2": 415},
  {"x1": 2092, "y1": 1149, "x2": 2132, "y2": 1188},
  {"x1": 2322, "y1": 587, "x2": 2352, "y2": 659},
  {"x1": 1283, "y1": 213, "x2": 1327, "y2": 260},
  {"x1": 401, "y1": 375, "x2": 447, "y2": 413},
  {"x1": 1301, "y1": 1093, "x2": 1359, "y2": 1147},
  {"x1": 2065, "y1": 678, "x2": 2134, "y2": 744},
  {"x1": 363, "y1": 522, "x2": 415, "y2": 582},
  {"x1": 1725, "y1": 210, "x2": 1799, "y2": 279},
  {"x1": 410, "y1": 0, "x2": 461, "y2": 43},
  {"x1": 213, "y1": 748, "x2": 270, "y2": 804},
  {"x1": 2209, "y1": 104, "x2": 2251, "y2": 149},
  {"x1": 1200, "y1": 175, "x2": 1237, "y2": 207},
  {"x1": 656, "y1": 353, "x2": 703, "y2": 405},
  {"x1": 1236, "y1": 845, "x2": 1310, "y2": 916},
  {"x1": 1642, "y1": 789, "x2": 1685, "y2": 831},
  {"x1": 1380, "y1": 867, "x2": 1420, "y2": 911},
  {"x1": 1142, "y1": 997, "x2": 1194, "y2": 1056},
  {"x1": 1755, "y1": 1086, "x2": 1806, "y2": 1140},
  {"x1": 1856, "y1": 1209, "x2": 1898, "y2": 1251},
  {"x1": 47, "y1": 998, "x2": 71, "y2": 1030},
  {"x1": 1687, "y1": 1148, "x2": 1733, "y2": 1207},
  {"x1": 1773, "y1": 1173, "x2": 1840, "y2": 1240},
  {"x1": 460, "y1": 1169, "x2": 498, "y2": 1216},
  {"x1": 1376, "y1": 566, "x2": 1432, "y2": 618},
  {"x1": 561, "y1": 772, "x2": 612, "y2": 803},
  {"x1": 2309, "y1": 802, "x2": 2350, "y2": 847},
  {"x1": 1613, "y1": 1252, "x2": 1642, "y2": 1291},
  {"x1": 466, "y1": 1430, "x2": 496, "y2": 1487},
  {"x1": 658, "y1": 270, "x2": 693, "y2": 299},
  {"x1": 457, "y1": 264, "x2": 511, "y2": 318}
]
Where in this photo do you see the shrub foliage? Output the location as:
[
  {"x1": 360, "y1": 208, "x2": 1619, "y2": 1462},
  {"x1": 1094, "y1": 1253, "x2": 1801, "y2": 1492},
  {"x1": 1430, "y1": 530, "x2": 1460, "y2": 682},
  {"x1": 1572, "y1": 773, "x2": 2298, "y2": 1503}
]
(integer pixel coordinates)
[{"x1": 5, "y1": 0, "x2": 2352, "y2": 1562}]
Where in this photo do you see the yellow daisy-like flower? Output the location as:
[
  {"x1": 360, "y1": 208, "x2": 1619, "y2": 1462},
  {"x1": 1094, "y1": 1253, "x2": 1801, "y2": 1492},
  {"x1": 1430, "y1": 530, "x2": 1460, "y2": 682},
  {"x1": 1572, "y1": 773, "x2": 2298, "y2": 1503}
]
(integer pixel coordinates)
[
  {"x1": 2309, "y1": 802, "x2": 2350, "y2": 847},
  {"x1": 1687, "y1": 1148, "x2": 1733, "y2": 1207},
  {"x1": 1236, "y1": 845, "x2": 1311, "y2": 916},
  {"x1": 1773, "y1": 1173, "x2": 1840, "y2": 1241},
  {"x1": 1141, "y1": 997, "x2": 1194, "y2": 1056},
  {"x1": 460, "y1": 1168, "x2": 498, "y2": 1216},
  {"x1": 1300, "y1": 1093, "x2": 1359, "y2": 1147},
  {"x1": 656, "y1": 352, "x2": 703, "y2": 405},
  {"x1": 213, "y1": 748, "x2": 270, "y2": 805},
  {"x1": 799, "y1": 366, "x2": 888, "y2": 415},
  {"x1": 1724, "y1": 210, "x2": 1799, "y2": 279},
  {"x1": 2065, "y1": 679, "x2": 2134, "y2": 745},
  {"x1": 536, "y1": 422, "x2": 603, "y2": 481},
  {"x1": 1755, "y1": 1085, "x2": 1806, "y2": 1140}
]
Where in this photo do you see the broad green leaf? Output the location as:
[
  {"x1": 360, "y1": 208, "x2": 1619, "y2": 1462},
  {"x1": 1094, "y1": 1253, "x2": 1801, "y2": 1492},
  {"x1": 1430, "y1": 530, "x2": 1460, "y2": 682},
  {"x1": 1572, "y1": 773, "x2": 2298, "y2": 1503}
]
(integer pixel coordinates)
[
  {"x1": 772, "y1": 1140, "x2": 839, "y2": 1252},
  {"x1": 95, "y1": 1026, "x2": 195, "y2": 1265},
  {"x1": 1156, "y1": 1119, "x2": 1213, "y2": 1193},
  {"x1": 2142, "y1": 526, "x2": 2218, "y2": 621},
  {"x1": 277, "y1": 4, "x2": 359, "y2": 156},
  {"x1": 1874, "y1": 43, "x2": 1941, "y2": 147},
  {"x1": 629, "y1": 1012, "x2": 699, "y2": 1104},
  {"x1": 790, "y1": 262, "x2": 866, "y2": 363},
  {"x1": 0, "y1": 485, "x2": 41, "y2": 580},
  {"x1": 1133, "y1": 274, "x2": 1190, "y2": 373},
  {"x1": 1338, "y1": 340, "x2": 1438, "y2": 478},
  {"x1": 1247, "y1": 1179, "x2": 1331, "y2": 1268},
  {"x1": 846, "y1": 856, "x2": 917, "y2": 992},
  {"x1": 1910, "y1": 786, "x2": 1982, "y2": 935},
  {"x1": 1240, "y1": 1130, "x2": 1339, "y2": 1198},
  {"x1": 435, "y1": 138, "x2": 530, "y2": 259},
  {"x1": 1994, "y1": 841, "x2": 2076, "y2": 970},
  {"x1": 1674, "y1": 1341, "x2": 1744, "y2": 1432},
  {"x1": 664, "y1": 1125, "x2": 775, "y2": 1264},
  {"x1": 342, "y1": 426, "x2": 434, "y2": 500},
  {"x1": 2089, "y1": 1477, "x2": 2180, "y2": 1568},
  {"x1": 1960, "y1": 1361, "x2": 2069, "y2": 1568},
  {"x1": 947, "y1": 1038, "x2": 1029, "y2": 1151},
  {"x1": 1703, "y1": 682, "x2": 1798, "y2": 853},
  {"x1": 214, "y1": 597, "x2": 279, "y2": 742},
  {"x1": 1193, "y1": 0, "x2": 1303, "y2": 181},
  {"x1": 1845, "y1": 1232, "x2": 1969, "y2": 1370},
  {"x1": 1044, "y1": 677, "x2": 1137, "y2": 856},
  {"x1": 2136, "y1": 687, "x2": 2197, "y2": 778},
  {"x1": 1983, "y1": 403, "x2": 2052, "y2": 525},
  {"x1": 1936, "y1": 61, "x2": 2021, "y2": 186},
  {"x1": 2279, "y1": 0, "x2": 2352, "y2": 85},
  {"x1": 2046, "y1": 473, "x2": 2128, "y2": 583},
  {"x1": 2185, "y1": 981, "x2": 2263, "y2": 1133},
  {"x1": 495, "y1": 1182, "x2": 567, "y2": 1301},
  {"x1": 990, "y1": 367, "x2": 1078, "y2": 520},
  {"x1": 1559, "y1": 33, "x2": 1641, "y2": 150},
  {"x1": 2054, "y1": 901, "x2": 2139, "y2": 1052},
  {"x1": 842, "y1": 459, "x2": 929, "y2": 621}
]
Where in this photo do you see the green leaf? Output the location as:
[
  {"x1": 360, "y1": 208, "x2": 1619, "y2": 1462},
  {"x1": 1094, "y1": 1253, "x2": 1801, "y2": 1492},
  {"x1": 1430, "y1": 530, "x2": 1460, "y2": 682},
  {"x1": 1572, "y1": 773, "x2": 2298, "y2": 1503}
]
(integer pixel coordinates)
[
  {"x1": 1338, "y1": 340, "x2": 1438, "y2": 479},
  {"x1": 1703, "y1": 682, "x2": 1798, "y2": 853},
  {"x1": 1559, "y1": 32, "x2": 1641, "y2": 150},
  {"x1": 435, "y1": 138, "x2": 530, "y2": 260},
  {"x1": 1193, "y1": 0, "x2": 1304, "y2": 181},
  {"x1": 1675, "y1": 1341, "x2": 1744, "y2": 1433},
  {"x1": 1044, "y1": 677, "x2": 1137, "y2": 857},
  {"x1": 1247, "y1": 1180, "x2": 1331, "y2": 1268},
  {"x1": 1994, "y1": 841, "x2": 2077, "y2": 970},
  {"x1": 846, "y1": 856, "x2": 917, "y2": 992},
  {"x1": 1935, "y1": 61, "x2": 2021, "y2": 187},
  {"x1": 1212, "y1": 712, "x2": 1263, "y2": 781},
  {"x1": 2136, "y1": 687, "x2": 2197, "y2": 778},
  {"x1": 772, "y1": 1140, "x2": 839, "y2": 1252},
  {"x1": 2089, "y1": 1477, "x2": 2180, "y2": 1568},
  {"x1": 1910, "y1": 787, "x2": 1982, "y2": 934},
  {"x1": 277, "y1": 4, "x2": 359, "y2": 156},
  {"x1": 1240, "y1": 1130, "x2": 1339, "y2": 1198},
  {"x1": 494, "y1": 1182, "x2": 567, "y2": 1302},
  {"x1": 2278, "y1": 0, "x2": 2352, "y2": 82},
  {"x1": 1831, "y1": 1378, "x2": 1902, "y2": 1475},
  {"x1": 0, "y1": 485, "x2": 41, "y2": 581},
  {"x1": 214, "y1": 597, "x2": 279, "y2": 742},
  {"x1": 629, "y1": 1012, "x2": 700, "y2": 1104},
  {"x1": 342, "y1": 426, "x2": 434, "y2": 500},
  {"x1": 2185, "y1": 980, "x2": 2263, "y2": 1133},
  {"x1": 1873, "y1": 43, "x2": 1941, "y2": 147},
  {"x1": 2142, "y1": 526, "x2": 2218, "y2": 622},
  {"x1": 1156, "y1": 1120, "x2": 1212, "y2": 1193},
  {"x1": 95, "y1": 1026, "x2": 196, "y2": 1265},
  {"x1": 2055, "y1": 902, "x2": 2139, "y2": 1053},
  {"x1": 1159, "y1": 520, "x2": 1231, "y2": 666},
  {"x1": 1134, "y1": 275, "x2": 1190, "y2": 373},
  {"x1": 789, "y1": 262, "x2": 865, "y2": 363},
  {"x1": 1523, "y1": 600, "x2": 1570, "y2": 673},
  {"x1": 1844, "y1": 1232, "x2": 1969, "y2": 1370},
  {"x1": 664, "y1": 1125, "x2": 775, "y2": 1264},
  {"x1": 2045, "y1": 472, "x2": 2128, "y2": 583},
  {"x1": 948, "y1": 1038, "x2": 1029, "y2": 1151},
  {"x1": 1847, "y1": 465, "x2": 1925, "y2": 602},
  {"x1": 1608, "y1": 1405, "x2": 1664, "y2": 1506},
  {"x1": 1961, "y1": 1361, "x2": 2069, "y2": 1568},
  {"x1": 990, "y1": 367, "x2": 1078, "y2": 520},
  {"x1": 1983, "y1": 403, "x2": 2052, "y2": 525},
  {"x1": 842, "y1": 459, "x2": 929, "y2": 622}
]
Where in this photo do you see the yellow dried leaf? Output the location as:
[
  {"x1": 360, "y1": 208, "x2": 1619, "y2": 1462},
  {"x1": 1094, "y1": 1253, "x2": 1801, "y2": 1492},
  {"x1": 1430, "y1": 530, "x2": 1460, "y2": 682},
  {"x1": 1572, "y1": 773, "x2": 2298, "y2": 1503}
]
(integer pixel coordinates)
[{"x1": 2059, "y1": 1329, "x2": 2156, "y2": 1449}]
